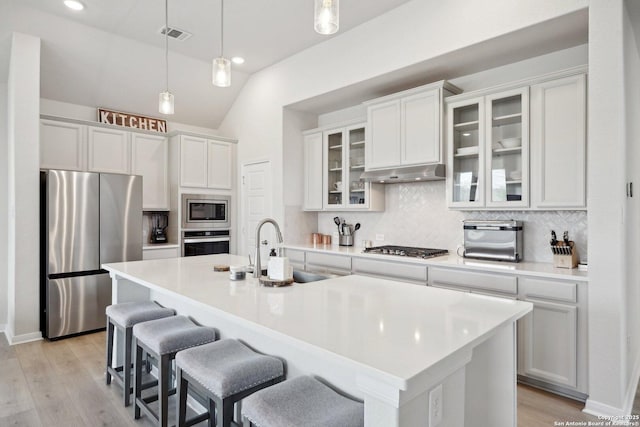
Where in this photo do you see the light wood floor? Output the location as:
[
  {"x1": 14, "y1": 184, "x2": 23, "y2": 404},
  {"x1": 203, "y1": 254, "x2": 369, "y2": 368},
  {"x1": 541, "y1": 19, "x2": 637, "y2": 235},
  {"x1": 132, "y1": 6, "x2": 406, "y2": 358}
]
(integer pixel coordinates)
[{"x1": 0, "y1": 331, "x2": 636, "y2": 426}]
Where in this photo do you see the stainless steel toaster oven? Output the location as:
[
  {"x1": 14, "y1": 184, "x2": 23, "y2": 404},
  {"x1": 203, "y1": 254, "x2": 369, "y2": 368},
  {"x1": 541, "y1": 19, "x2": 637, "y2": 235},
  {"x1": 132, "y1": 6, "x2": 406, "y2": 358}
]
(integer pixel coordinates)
[{"x1": 462, "y1": 220, "x2": 523, "y2": 262}]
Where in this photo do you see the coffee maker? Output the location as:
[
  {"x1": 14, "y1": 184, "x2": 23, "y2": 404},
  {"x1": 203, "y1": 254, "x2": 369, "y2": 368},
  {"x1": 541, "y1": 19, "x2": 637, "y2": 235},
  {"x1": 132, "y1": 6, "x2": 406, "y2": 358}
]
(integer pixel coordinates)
[{"x1": 149, "y1": 212, "x2": 168, "y2": 243}]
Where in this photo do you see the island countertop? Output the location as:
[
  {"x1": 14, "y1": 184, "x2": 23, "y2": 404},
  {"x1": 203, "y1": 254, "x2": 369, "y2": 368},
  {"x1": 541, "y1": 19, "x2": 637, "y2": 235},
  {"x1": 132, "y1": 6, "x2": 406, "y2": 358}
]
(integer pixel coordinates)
[{"x1": 103, "y1": 253, "x2": 532, "y2": 389}]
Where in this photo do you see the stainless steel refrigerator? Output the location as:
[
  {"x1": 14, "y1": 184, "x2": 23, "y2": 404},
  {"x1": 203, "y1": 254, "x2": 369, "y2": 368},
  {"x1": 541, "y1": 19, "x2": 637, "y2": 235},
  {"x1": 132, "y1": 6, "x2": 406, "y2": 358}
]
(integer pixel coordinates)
[{"x1": 40, "y1": 169, "x2": 142, "y2": 339}]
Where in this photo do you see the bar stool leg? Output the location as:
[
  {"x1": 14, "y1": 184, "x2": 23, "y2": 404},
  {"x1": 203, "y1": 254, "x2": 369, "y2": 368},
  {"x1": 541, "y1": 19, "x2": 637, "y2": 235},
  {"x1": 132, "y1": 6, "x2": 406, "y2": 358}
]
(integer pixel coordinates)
[
  {"x1": 208, "y1": 399, "x2": 215, "y2": 427},
  {"x1": 106, "y1": 319, "x2": 114, "y2": 385},
  {"x1": 134, "y1": 340, "x2": 142, "y2": 420},
  {"x1": 177, "y1": 367, "x2": 187, "y2": 427},
  {"x1": 123, "y1": 327, "x2": 133, "y2": 406},
  {"x1": 159, "y1": 354, "x2": 171, "y2": 427},
  {"x1": 214, "y1": 396, "x2": 234, "y2": 427}
]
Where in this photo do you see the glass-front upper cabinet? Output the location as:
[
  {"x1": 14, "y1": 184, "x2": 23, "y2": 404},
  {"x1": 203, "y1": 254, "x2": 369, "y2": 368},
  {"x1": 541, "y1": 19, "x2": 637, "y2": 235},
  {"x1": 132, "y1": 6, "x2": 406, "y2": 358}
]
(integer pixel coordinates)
[
  {"x1": 323, "y1": 123, "x2": 372, "y2": 209},
  {"x1": 485, "y1": 88, "x2": 528, "y2": 208},
  {"x1": 447, "y1": 88, "x2": 529, "y2": 209},
  {"x1": 447, "y1": 97, "x2": 485, "y2": 208},
  {"x1": 346, "y1": 125, "x2": 366, "y2": 207},
  {"x1": 325, "y1": 129, "x2": 344, "y2": 208}
]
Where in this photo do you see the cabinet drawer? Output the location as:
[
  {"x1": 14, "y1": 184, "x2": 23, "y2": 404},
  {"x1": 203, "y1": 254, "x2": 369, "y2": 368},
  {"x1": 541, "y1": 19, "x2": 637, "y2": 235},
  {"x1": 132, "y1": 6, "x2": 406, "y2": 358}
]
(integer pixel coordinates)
[
  {"x1": 352, "y1": 257, "x2": 427, "y2": 283},
  {"x1": 284, "y1": 249, "x2": 305, "y2": 264},
  {"x1": 429, "y1": 267, "x2": 517, "y2": 295},
  {"x1": 143, "y1": 247, "x2": 180, "y2": 260},
  {"x1": 306, "y1": 252, "x2": 351, "y2": 273},
  {"x1": 519, "y1": 277, "x2": 577, "y2": 303}
]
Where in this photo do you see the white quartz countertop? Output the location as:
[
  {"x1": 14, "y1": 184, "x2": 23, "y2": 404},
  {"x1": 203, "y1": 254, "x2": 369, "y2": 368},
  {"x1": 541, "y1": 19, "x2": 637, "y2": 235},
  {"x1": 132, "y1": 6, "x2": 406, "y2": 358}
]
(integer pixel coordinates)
[
  {"x1": 104, "y1": 254, "x2": 532, "y2": 388},
  {"x1": 284, "y1": 243, "x2": 589, "y2": 282}
]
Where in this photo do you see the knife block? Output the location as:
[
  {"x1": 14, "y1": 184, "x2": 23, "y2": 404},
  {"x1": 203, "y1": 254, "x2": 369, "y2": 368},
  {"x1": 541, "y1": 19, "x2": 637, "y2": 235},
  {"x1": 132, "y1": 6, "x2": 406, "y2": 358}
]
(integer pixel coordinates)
[{"x1": 552, "y1": 246, "x2": 579, "y2": 269}]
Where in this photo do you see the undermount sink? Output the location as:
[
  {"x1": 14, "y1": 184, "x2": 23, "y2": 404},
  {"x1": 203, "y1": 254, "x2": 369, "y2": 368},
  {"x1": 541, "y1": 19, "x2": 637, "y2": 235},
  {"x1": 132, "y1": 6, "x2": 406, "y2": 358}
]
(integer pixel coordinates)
[{"x1": 292, "y1": 270, "x2": 334, "y2": 283}]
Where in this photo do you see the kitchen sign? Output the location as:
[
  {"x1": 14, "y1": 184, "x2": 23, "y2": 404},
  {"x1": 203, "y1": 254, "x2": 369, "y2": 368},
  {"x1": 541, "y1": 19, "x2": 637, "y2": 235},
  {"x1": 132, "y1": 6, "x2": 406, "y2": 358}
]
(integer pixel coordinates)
[{"x1": 98, "y1": 108, "x2": 167, "y2": 133}]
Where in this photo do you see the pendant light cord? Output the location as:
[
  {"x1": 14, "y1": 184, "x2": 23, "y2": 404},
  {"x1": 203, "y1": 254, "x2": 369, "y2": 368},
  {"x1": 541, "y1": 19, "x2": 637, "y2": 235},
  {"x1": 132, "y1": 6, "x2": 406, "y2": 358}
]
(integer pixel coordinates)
[
  {"x1": 220, "y1": 0, "x2": 224, "y2": 57},
  {"x1": 165, "y1": 0, "x2": 169, "y2": 92}
]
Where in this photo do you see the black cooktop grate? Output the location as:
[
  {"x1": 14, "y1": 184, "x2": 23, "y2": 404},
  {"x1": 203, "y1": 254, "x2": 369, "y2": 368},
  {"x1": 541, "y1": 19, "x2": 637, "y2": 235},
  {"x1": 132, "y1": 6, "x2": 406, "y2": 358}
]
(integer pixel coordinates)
[{"x1": 363, "y1": 245, "x2": 448, "y2": 259}]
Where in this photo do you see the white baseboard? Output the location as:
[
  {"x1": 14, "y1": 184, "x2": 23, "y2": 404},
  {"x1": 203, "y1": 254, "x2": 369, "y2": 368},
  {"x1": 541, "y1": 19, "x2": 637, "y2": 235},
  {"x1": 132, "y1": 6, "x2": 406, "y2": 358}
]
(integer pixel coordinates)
[
  {"x1": 6, "y1": 330, "x2": 43, "y2": 345},
  {"x1": 0, "y1": 324, "x2": 6, "y2": 333},
  {"x1": 584, "y1": 352, "x2": 640, "y2": 418}
]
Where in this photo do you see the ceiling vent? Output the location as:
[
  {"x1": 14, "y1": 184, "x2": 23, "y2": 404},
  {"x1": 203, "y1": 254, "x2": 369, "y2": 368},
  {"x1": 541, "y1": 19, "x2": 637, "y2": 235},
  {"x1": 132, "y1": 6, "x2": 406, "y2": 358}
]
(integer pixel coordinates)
[{"x1": 159, "y1": 26, "x2": 192, "y2": 41}]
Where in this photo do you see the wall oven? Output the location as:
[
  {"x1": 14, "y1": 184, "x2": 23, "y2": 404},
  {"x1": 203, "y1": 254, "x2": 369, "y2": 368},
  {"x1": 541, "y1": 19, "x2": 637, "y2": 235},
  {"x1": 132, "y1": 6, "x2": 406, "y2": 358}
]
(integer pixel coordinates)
[
  {"x1": 182, "y1": 194, "x2": 230, "y2": 229},
  {"x1": 182, "y1": 230, "x2": 230, "y2": 257}
]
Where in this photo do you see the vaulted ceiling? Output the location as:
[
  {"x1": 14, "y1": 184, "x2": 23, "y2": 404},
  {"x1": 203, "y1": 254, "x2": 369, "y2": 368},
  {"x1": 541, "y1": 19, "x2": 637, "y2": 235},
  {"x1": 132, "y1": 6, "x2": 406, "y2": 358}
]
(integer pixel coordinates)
[{"x1": 1, "y1": 0, "x2": 415, "y2": 128}]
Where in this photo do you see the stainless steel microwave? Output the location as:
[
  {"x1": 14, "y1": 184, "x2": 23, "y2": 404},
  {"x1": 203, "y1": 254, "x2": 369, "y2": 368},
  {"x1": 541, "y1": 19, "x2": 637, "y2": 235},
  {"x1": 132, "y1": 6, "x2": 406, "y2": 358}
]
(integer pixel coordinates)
[{"x1": 182, "y1": 194, "x2": 230, "y2": 229}]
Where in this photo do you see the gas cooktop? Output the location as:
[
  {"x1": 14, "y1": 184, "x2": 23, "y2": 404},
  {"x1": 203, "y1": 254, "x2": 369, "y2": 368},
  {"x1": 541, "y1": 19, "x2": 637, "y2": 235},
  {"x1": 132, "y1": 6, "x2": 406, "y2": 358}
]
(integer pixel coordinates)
[{"x1": 363, "y1": 245, "x2": 448, "y2": 259}]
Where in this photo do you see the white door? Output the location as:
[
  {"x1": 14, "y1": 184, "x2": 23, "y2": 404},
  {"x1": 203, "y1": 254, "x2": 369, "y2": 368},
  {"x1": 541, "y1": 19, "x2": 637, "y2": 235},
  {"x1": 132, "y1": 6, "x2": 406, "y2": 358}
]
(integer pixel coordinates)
[{"x1": 241, "y1": 161, "x2": 272, "y2": 262}]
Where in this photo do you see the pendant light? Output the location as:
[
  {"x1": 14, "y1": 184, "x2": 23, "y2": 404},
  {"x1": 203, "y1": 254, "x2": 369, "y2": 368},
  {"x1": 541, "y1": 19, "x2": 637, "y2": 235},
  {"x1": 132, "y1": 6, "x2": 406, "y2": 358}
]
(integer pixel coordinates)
[
  {"x1": 212, "y1": 0, "x2": 231, "y2": 87},
  {"x1": 314, "y1": 0, "x2": 339, "y2": 35},
  {"x1": 158, "y1": 0, "x2": 174, "y2": 114}
]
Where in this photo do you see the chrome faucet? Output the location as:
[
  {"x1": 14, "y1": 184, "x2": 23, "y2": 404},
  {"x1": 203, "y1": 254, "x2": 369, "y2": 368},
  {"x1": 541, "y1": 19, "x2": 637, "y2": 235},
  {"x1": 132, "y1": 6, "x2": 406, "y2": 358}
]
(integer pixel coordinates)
[{"x1": 253, "y1": 218, "x2": 283, "y2": 278}]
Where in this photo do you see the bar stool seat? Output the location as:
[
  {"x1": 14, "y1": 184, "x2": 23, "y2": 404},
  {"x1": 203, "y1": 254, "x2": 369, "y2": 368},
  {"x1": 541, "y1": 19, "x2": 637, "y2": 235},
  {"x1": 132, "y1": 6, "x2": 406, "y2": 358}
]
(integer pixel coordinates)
[
  {"x1": 133, "y1": 315, "x2": 216, "y2": 427},
  {"x1": 175, "y1": 339, "x2": 285, "y2": 427},
  {"x1": 105, "y1": 301, "x2": 175, "y2": 406},
  {"x1": 242, "y1": 376, "x2": 364, "y2": 427}
]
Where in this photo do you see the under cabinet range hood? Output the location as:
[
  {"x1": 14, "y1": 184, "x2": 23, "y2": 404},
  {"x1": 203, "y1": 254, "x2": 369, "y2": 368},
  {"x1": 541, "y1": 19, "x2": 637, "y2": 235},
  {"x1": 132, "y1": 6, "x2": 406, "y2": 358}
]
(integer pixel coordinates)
[{"x1": 359, "y1": 164, "x2": 446, "y2": 183}]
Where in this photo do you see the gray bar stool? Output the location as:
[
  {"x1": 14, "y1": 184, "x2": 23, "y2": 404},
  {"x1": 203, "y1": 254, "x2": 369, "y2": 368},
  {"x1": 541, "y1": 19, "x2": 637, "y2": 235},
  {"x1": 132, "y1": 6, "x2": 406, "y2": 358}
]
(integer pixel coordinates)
[
  {"x1": 105, "y1": 301, "x2": 175, "y2": 406},
  {"x1": 242, "y1": 376, "x2": 364, "y2": 427},
  {"x1": 133, "y1": 315, "x2": 217, "y2": 427},
  {"x1": 175, "y1": 339, "x2": 285, "y2": 427}
]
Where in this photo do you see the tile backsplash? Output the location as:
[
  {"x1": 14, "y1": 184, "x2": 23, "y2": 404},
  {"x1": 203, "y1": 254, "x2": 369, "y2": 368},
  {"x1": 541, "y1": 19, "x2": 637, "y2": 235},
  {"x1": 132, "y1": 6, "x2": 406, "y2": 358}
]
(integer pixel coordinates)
[{"x1": 300, "y1": 181, "x2": 589, "y2": 263}]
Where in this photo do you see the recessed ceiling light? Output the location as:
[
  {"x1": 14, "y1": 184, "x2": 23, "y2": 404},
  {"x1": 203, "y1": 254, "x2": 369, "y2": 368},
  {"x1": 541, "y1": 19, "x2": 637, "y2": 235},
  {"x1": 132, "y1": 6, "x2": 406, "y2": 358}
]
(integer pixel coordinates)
[
  {"x1": 64, "y1": 0, "x2": 84, "y2": 11},
  {"x1": 231, "y1": 57, "x2": 245, "y2": 65}
]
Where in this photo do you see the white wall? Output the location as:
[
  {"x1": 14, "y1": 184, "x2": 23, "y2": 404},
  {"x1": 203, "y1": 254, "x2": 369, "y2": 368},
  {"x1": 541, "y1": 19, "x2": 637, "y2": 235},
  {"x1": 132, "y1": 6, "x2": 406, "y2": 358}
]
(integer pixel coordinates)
[
  {"x1": 585, "y1": 0, "x2": 632, "y2": 416},
  {"x1": 0, "y1": 82, "x2": 8, "y2": 330},
  {"x1": 623, "y1": 0, "x2": 640, "y2": 408},
  {"x1": 6, "y1": 32, "x2": 41, "y2": 343}
]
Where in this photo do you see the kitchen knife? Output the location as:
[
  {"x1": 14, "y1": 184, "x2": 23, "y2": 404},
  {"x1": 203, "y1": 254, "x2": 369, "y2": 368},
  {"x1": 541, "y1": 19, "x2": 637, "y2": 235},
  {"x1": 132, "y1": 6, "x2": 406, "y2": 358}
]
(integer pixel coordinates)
[
  {"x1": 563, "y1": 231, "x2": 570, "y2": 254},
  {"x1": 550, "y1": 230, "x2": 557, "y2": 246}
]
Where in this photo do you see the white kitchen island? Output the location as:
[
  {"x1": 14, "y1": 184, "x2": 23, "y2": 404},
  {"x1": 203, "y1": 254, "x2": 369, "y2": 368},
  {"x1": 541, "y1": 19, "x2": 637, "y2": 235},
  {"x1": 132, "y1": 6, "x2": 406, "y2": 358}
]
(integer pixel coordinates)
[{"x1": 104, "y1": 254, "x2": 532, "y2": 427}]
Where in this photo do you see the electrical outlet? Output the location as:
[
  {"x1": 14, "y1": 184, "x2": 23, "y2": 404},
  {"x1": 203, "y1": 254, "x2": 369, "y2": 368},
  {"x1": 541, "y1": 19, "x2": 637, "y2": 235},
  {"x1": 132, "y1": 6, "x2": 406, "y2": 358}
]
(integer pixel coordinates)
[
  {"x1": 429, "y1": 384, "x2": 443, "y2": 426},
  {"x1": 375, "y1": 234, "x2": 384, "y2": 241}
]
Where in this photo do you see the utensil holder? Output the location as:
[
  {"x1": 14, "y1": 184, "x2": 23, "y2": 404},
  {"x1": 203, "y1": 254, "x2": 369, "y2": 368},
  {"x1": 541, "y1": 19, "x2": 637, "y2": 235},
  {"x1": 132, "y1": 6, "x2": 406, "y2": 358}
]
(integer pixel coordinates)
[
  {"x1": 551, "y1": 243, "x2": 579, "y2": 269},
  {"x1": 339, "y1": 235, "x2": 353, "y2": 246}
]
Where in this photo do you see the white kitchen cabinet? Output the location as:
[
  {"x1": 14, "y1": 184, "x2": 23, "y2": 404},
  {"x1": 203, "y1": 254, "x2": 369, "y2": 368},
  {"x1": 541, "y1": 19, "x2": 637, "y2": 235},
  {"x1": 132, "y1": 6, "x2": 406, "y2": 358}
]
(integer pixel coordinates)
[
  {"x1": 179, "y1": 135, "x2": 208, "y2": 188},
  {"x1": 447, "y1": 88, "x2": 529, "y2": 209},
  {"x1": 207, "y1": 140, "x2": 232, "y2": 189},
  {"x1": 178, "y1": 135, "x2": 233, "y2": 189},
  {"x1": 520, "y1": 299, "x2": 578, "y2": 388},
  {"x1": 447, "y1": 97, "x2": 485, "y2": 208},
  {"x1": 131, "y1": 133, "x2": 169, "y2": 210},
  {"x1": 305, "y1": 251, "x2": 351, "y2": 275},
  {"x1": 87, "y1": 126, "x2": 131, "y2": 174},
  {"x1": 429, "y1": 267, "x2": 518, "y2": 296},
  {"x1": 402, "y1": 89, "x2": 441, "y2": 165},
  {"x1": 283, "y1": 248, "x2": 306, "y2": 271},
  {"x1": 352, "y1": 257, "x2": 427, "y2": 285},
  {"x1": 517, "y1": 276, "x2": 587, "y2": 397},
  {"x1": 366, "y1": 100, "x2": 401, "y2": 169},
  {"x1": 40, "y1": 119, "x2": 87, "y2": 171},
  {"x1": 530, "y1": 73, "x2": 587, "y2": 209},
  {"x1": 303, "y1": 122, "x2": 384, "y2": 211},
  {"x1": 325, "y1": 124, "x2": 383, "y2": 210},
  {"x1": 143, "y1": 245, "x2": 180, "y2": 260},
  {"x1": 365, "y1": 81, "x2": 460, "y2": 170},
  {"x1": 303, "y1": 132, "x2": 323, "y2": 210}
]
